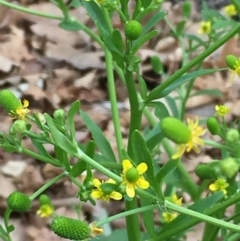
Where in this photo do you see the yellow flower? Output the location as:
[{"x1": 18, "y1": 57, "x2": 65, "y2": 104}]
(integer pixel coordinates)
[
  {"x1": 171, "y1": 194, "x2": 182, "y2": 205},
  {"x1": 215, "y1": 105, "x2": 230, "y2": 117},
  {"x1": 37, "y1": 204, "x2": 54, "y2": 218},
  {"x1": 121, "y1": 159, "x2": 149, "y2": 198},
  {"x1": 91, "y1": 178, "x2": 122, "y2": 202},
  {"x1": 198, "y1": 21, "x2": 211, "y2": 35},
  {"x1": 11, "y1": 99, "x2": 30, "y2": 120},
  {"x1": 209, "y1": 178, "x2": 229, "y2": 194},
  {"x1": 224, "y1": 4, "x2": 237, "y2": 16},
  {"x1": 229, "y1": 58, "x2": 240, "y2": 82},
  {"x1": 89, "y1": 222, "x2": 104, "y2": 238},
  {"x1": 172, "y1": 118, "x2": 206, "y2": 159},
  {"x1": 162, "y1": 212, "x2": 178, "y2": 223}
]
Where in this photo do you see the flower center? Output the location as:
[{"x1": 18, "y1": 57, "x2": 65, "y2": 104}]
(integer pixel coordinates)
[{"x1": 126, "y1": 167, "x2": 139, "y2": 183}]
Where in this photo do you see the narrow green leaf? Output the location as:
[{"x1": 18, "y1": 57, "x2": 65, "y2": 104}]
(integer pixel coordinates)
[
  {"x1": 67, "y1": 100, "x2": 81, "y2": 140},
  {"x1": 31, "y1": 139, "x2": 54, "y2": 159},
  {"x1": 80, "y1": 111, "x2": 116, "y2": 162},
  {"x1": 152, "y1": 102, "x2": 170, "y2": 120},
  {"x1": 190, "y1": 89, "x2": 222, "y2": 98},
  {"x1": 145, "y1": 124, "x2": 164, "y2": 151},
  {"x1": 112, "y1": 29, "x2": 124, "y2": 52},
  {"x1": 132, "y1": 30, "x2": 158, "y2": 54},
  {"x1": 165, "y1": 96, "x2": 179, "y2": 118},
  {"x1": 44, "y1": 114, "x2": 78, "y2": 156},
  {"x1": 71, "y1": 161, "x2": 86, "y2": 177},
  {"x1": 151, "y1": 55, "x2": 163, "y2": 74},
  {"x1": 59, "y1": 19, "x2": 82, "y2": 31},
  {"x1": 146, "y1": 69, "x2": 220, "y2": 102},
  {"x1": 54, "y1": 145, "x2": 71, "y2": 171}
]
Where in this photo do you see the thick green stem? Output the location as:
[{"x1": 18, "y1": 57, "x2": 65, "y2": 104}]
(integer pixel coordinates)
[
  {"x1": 3, "y1": 208, "x2": 12, "y2": 241},
  {"x1": 104, "y1": 46, "x2": 124, "y2": 160}
]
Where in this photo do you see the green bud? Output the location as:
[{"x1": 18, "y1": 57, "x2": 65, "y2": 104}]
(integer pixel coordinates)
[
  {"x1": 227, "y1": 129, "x2": 239, "y2": 142},
  {"x1": 51, "y1": 216, "x2": 90, "y2": 240},
  {"x1": 10, "y1": 120, "x2": 27, "y2": 134},
  {"x1": 53, "y1": 109, "x2": 65, "y2": 121},
  {"x1": 0, "y1": 90, "x2": 22, "y2": 114},
  {"x1": 183, "y1": 1, "x2": 191, "y2": 19},
  {"x1": 124, "y1": 20, "x2": 142, "y2": 41},
  {"x1": 39, "y1": 194, "x2": 52, "y2": 206},
  {"x1": 225, "y1": 55, "x2": 239, "y2": 70},
  {"x1": 206, "y1": 117, "x2": 221, "y2": 135},
  {"x1": 7, "y1": 191, "x2": 31, "y2": 212},
  {"x1": 220, "y1": 157, "x2": 239, "y2": 178},
  {"x1": 160, "y1": 117, "x2": 191, "y2": 144},
  {"x1": 195, "y1": 163, "x2": 218, "y2": 179}
]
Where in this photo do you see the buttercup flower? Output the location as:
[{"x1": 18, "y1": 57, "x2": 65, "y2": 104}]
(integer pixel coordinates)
[
  {"x1": 215, "y1": 105, "x2": 230, "y2": 117},
  {"x1": 171, "y1": 194, "x2": 182, "y2": 205},
  {"x1": 11, "y1": 99, "x2": 30, "y2": 120},
  {"x1": 209, "y1": 178, "x2": 229, "y2": 195},
  {"x1": 224, "y1": 4, "x2": 237, "y2": 16},
  {"x1": 91, "y1": 178, "x2": 122, "y2": 202},
  {"x1": 198, "y1": 21, "x2": 211, "y2": 35},
  {"x1": 121, "y1": 159, "x2": 149, "y2": 198},
  {"x1": 172, "y1": 118, "x2": 206, "y2": 159},
  {"x1": 37, "y1": 204, "x2": 54, "y2": 218},
  {"x1": 162, "y1": 212, "x2": 178, "y2": 223}
]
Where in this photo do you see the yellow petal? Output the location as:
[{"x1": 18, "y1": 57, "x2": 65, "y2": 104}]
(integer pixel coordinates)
[
  {"x1": 123, "y1": 159, "x2": 133, "y2": 171},
  {"x1": 136, "y1": 177, "x2": 149, "y2": 189},
  {"x1": 126, "y1": 183, "x2": 135, "y2": 198},
  {"x1": 137, "y1": 162, "x2": 147, "y2": 174},
  {"x1": 93, "y1": 178, "x2": 101, "y2": 188},
  {"x1": 91, "y1": 190, "x2": 102, "y2": 199},
  {"x1": 172, "y1": 145, "x2": 186, "y2": 159},
  {"x1": 110, "y1": 191, "x2": 122, "y2": 200},
  {"x1": 209, "y1": 184, "x2": 218, "y2": 192}
]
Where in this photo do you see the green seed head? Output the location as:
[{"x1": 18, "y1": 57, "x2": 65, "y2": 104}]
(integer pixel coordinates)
[
  {"x1": 124, "y1": 20, "x2": 143, "y2": 41},
  {"x1": 206, "y1": 117, "x2": 221, "y2": 135},
  {"x1": 7, "y1": 191, "x2": 31, "y2": 212},
  {"x1": 126, "y1": 167, "x2": 140, "y2": 183},
  {"x1": 160, "y1": 117, "x2": 191, "y2": 144},
  {"x1": 220, "y1": 157, "x2": 240, "y2": 179},
  {"x1": 195, "y1": 163, "x2": 218, "y2": 179},
  {"x1": 0, "y1": 90, "x2": 22, "y2": 114},
  {"x1": 51, "y1": 216, "x2": 91, "y2": 240},
  {"x1": 225, "y1": 55, "x2": 239, "y2": 70}
]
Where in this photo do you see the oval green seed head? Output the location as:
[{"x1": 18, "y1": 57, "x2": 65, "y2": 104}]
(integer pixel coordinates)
[
  {"x1": 160, "y1": 117, "x2": 191, "y2": 144},
  {"x1": 124, "y1": 20, "x2": 143, "y2": 41},
  {"x1": 0, "y1": 90, "x2": 22, "y2": 113},
  {"x1": 7, "y1": 191, "x2": 31, "y2": 212}
]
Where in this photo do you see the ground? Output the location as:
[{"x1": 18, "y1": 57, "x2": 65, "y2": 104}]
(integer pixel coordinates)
[{"x1": 0, "y1": 0, "x2": 240, "y2": 241}]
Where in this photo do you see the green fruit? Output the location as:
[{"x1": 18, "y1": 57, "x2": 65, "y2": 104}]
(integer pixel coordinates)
[
  {"x1": 225, "y1": 55, "x2": 239, "y2": 70},
  {"x1": 10, "y1": 120, "x2": 27, "y2": 134},
  {"x1": 195, "y1": 163, "x2": 218, "y2": 179},
  {"x1": 160, "y1": 117, "x2": 191, "y2": 144},
  {"x1": 0, "y1": 90, "x2": 22, "y2": 113},
  {"x1": 7, "y1": 192, "x2": 31, "y2": 212},
  {"x1": 227, "y1": 129, "x2": 239, "y2": 142},
  {"x1": 124, "y1": 20, "x2": 142, "y2": 40},
  {"x1": 51, "y1": 216, "x2": 90, "y2": 240},
  {"x1": 206, "y1": 117, "x2": 220, "y2": 135}
]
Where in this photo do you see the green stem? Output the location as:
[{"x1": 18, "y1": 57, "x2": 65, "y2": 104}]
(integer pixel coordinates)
[
  {"x1": 203, "y1": 139, "x2": 233, "y2": 151},
  {"x1": 0, "y1": 0, "x2": 63, "y2": 20},
  {"x1": 146, "y1": 24, "x2": 240, "y2": 103},
  {"x1": 3, "y1": 208, "x2": 12, "y2": 241},
  {"x1": 104, "y1": 46, "x2": 124, "y2": 160},
  {"x1": 57, "y1": 0, "x2": 70, "y2": 19},
  {"x1": 231, "y1": 0, "x2": 240, "y2": 14},
  {"x1": 29, "y1": 172, "x2": 66, "y2": 200},
  {"x1": 97, "y1": 203, "x2": 158, "y2": 226},
  {"x1": 165, "y1": 200, "x2": 240, "y2": 233},
  {"x1": 125, "y1": 198, "x2": 141, "y2": 241},
  {"x1": 21, "y1": 147, "x2": 62, "y2": 167}
]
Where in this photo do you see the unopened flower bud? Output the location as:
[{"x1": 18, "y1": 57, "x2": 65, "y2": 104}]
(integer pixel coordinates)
[
  {"x1": 10, "y1": 120, "x2": 27, "y2": 134},
  {"x1": 227, "y1": 129, "x2": 239, "y2": 142},
  {"x1": 226, "y1": 55, "x2": 239, "y2": 70},
  {"x1": 220, "y1": 157, "x2": 239, "y2": 178}
]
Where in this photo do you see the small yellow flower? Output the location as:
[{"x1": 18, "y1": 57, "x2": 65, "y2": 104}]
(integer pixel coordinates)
[
  {"x1": 89, "y1": 222, "x2": 104, "y2": 238},
  {"x1": 11, "y1": 99, "x2": 30, "y2": 120},
  {"x1": 91, "y1": 178, "x2": 122, "y2": 202},
  {"x1": 172, "y1": 118, "x2": 206, "y2": 159},
  {"x1": 171, "y1": 194, "x2": 183, "y2": 205},
  {"x1": 224, "y1": 4, "x2": 237, "y2": 16},
  {"x1": 37, "y1": 204, "x2": 54, "y2": 218},
  {"x1": 215, "y1": 105, "x2": 230, "y2": 117},
  {"x1": 162, "y1": 212, "x2": 178, "y2": 223},
  {"x1": 198, "y1": 21, "x2": 211, "y2": 35},
  {"x1": 121, "y1": 159, "x2": 150, "y2": 198},
  {"x1": 209, "y1": 178, "x2": 229, "y2": 194}
]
